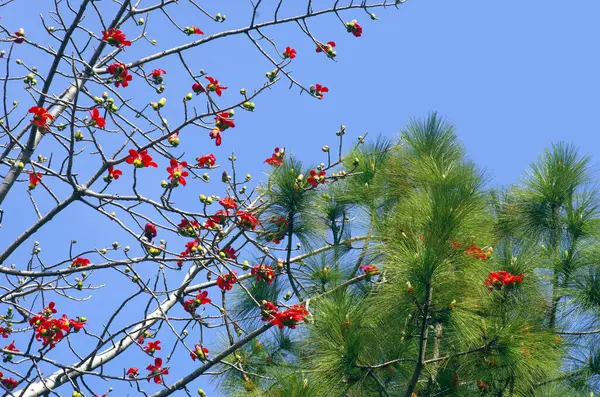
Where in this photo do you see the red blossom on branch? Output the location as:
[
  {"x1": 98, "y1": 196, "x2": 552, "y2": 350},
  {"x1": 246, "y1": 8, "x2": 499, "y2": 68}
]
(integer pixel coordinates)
[
  {"x1": 265, "y1": 147, "x2": 285, "y2": 166},
  {"x1": 251, "y1": 264, "x2": 276, "y2": 285},
  {"x1": 71, "y1": 257, "x2": 90, "y2": 268},
  {"x1": 183, "y1": 291, "x2": 211, "y2": 313},
  {"x1": 190, "y1": 344, "x2": 209, "y2": 361},
  {"x1": 197, "y1": 154, "x2": 216, "y2": 168},
  {"x1": 148, "y1": 69, "x2": 166, "y2": 84},
  {"x1": 107, "y1": 63, "x2": 133, "y2": 88},
  {"x1": 146, "y1": 357, "x2": 168, "y2": 384},
  {"x1": 307, "y1": 169, "x2": 326, "y2": 187},
  {"x1": 126, "y1": 149, "x2": 158, "y2": 168},
  {"x1": 283, "y1": 46, "x2": 297, "y2": 59},
  {"x1": 166, "y1": 158, "x2": 189, "y2": 186},
  {"x1": 102, "y1": 28, "x2": 131, "y2": 47},
  {"x1": 345, "y1": 20, "x2": 363, "y2": 37},
  {"x1": 105, "y1": 166, "x2": 122, "y2": 182},
  {"x1": 168, "y1": 132, "x2": 180, "y2": 147},
  {"x1": 89, "y1": 108, "x2": 106, "y2": 128},
  {"x1": 237, "y1": 210, "x2": 260, "y2": 230},
  {"x1": 28, "y1": 106, "x2": 53, "y2": 128},
  {"x1": 484, "y1": 271, "x2": 525, "y2": 291},
  {"x1": 28, "y1": 171, "x2": 42, "y2": 190},
  {"x1": 271, "y1": 304, "x2": 308, "y2": 329},
  {"x1": 178, "y1": 219, "x2": 200, "y2": 237},
  {"x1": 126, "y1": 367, "x2": 139, "y2": 379},
  {"x1": 219, "y1": 197, "x2": 237, "y2": 209},
  {"x1": 144, "y1": 340, "x2": 161, "y2": 355},
  {"x1": 315, "y1": 41, "x2": 336, "y2": 57},
  {"x1": 144, "y1": 223, "x2": 157, "y2": 241},
  {"x1": 216, "y1": 271, "x2": 237, "y2": 291},
  {"x1": 205, "y1": 76, "x2": 227, "y2": 97},
  {"x1": 310, "y1": 84, "x2": 329, "y2": 100},
  {"x1": 1, "y1": 377, "x2": 18, "y2": 390},
  {"x1": 184, "y1": 26, "x2": 204, "y2": 35},
  {"x1": 13, "y1": 28, "x2": 25, "y2": 44},
  {"x1": 359, "y1": 265, "x2": 380, "y2": 276}
]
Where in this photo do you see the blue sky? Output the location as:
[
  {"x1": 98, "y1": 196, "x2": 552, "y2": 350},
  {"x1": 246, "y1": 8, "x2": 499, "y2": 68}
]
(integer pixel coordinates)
[{"x1": 1, "y1": 0, "x2": 599, "y2": 395}]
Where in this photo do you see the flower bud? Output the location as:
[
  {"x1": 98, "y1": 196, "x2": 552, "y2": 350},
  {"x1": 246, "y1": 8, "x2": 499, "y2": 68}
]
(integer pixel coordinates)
[{"x1": 185, "y1": 93, "x2": 193, "y2": 101}]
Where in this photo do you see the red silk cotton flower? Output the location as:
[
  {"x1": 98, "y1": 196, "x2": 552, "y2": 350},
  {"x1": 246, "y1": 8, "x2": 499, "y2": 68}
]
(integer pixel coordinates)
[
  {"x1": 144, "y1": 223, "x2": 157, "y2": 241},
  {"x1": 345, "y1": 20, "x2": 363, "y2": 37},
  {"x1": 209, "y1": 110, "x2": 235, "y2": 146},
  {"x1": 190, "y1": 344, "x2": 209, "y2": 361},
  {"x1": 102, "y1": 29, "x2": 131, "y2": 47},
  {"x1": 252, "y1": 264, "x2": 276, "y2": 285},
  {"x1": 307, "y1": 170, "x2": 326, "y2": 187},
  {"x1": 71, "y1": 257, "x2": 90, "y2": 268},
  {"x1": 484, "y1": 271, "x2": 524, "y2": 291},
  {"x1": 359, "y1": 265, "x2": 380, "y2": 276},
  {"x1": 184, "y1": 26, "x2": 204, "y2": 35},
  {"x1": 106, "y1": 166, "x2": 122, "y2": 181},
  {"x1": 1, "y1": 378, "x2": 18, "y2": 391},
  {"x1": 166, "y1": 158, "x2": 189, "y2": 186},
  {"x1": 219, "y1": 197, "x2": 237, "y2": 209},
  {"x1": 127, "y1": 367, "x2": 139, "y2": 379},
  {"x1": 283, "y1": 46, "x2": 297, "y2": 59},
  {"x1": 271, "y1": 304, "x2": 308, "y2": 330},
  {"x1": 316, "y1": 41, "x2": 336, "y2": 57},
  {"x1": 148, "y1": 69, "x2": 166, "y2": 85},
  {"x1": 216, "y1": 271, "x2": 237, "y2": 291},
  {"x1": 146, "y1": 357, "x2": 168, "y2": 384},
  {"x1": 237, "y1": 210, "x2": 260, "y2": 230},
  {"x1": 28, "y1": 171, "x2": 42, "y2": 190},
  {"x1": 107, "y1": 63, "x2": 132, "y2": 88},
  {"x1": 265, "y1": 147, "x2": 285, "y2": 166},
  {"x1": 144, "y1": 340, "x2": 161, "y2": 355},
  {"x1": 126, "y1": 149, "x2": 157, "y2": 168},
  {"x1": 197, "y1": 154, "x2": 216, "y2": 168},
  {"x1": 205, "y1": 77, "x2": 227, "y2": 97},
  {"x1": 183, "y1": 291, "x2": 211, "y2": 313},
  {"x1": 29, "y1": 106, "x2": 53, "y2": 128},
  {"x1": 310, "y1": 84, "x2": 329, "y2": 100},
  {"x1": 13, "y1": 28, "x2": 25, "y2": 44},
  {"x1": 89, "y1": 108, "x2": 106, "y2": 128}
]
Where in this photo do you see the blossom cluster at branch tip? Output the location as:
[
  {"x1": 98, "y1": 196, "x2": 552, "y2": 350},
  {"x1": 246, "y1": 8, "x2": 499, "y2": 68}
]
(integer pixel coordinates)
[
  {"x1": 216, "y1": 271, "x2": 238, "y2": 291},
  {"x1": 184, "y1": 291, "x2": 211, "y2": 313},
  {"x1": 197, "y1": 153, "x2": 216, "y2": 168},
  {"x1": 210, "y1": 110, "x2": 235, "y2": 146},
  {"x1": 252, "y1": 264, "x2": 276, "y2": 285},
  {"x1": 345, "y1": 20, "x2": 363, "y2": 37},
  {"x1": 146, "y1": 357, "x2": 168, "y2": 384},
  {"x1": 107, "y1": 63, "x2": 132, "y2": 88},
  {"x1": 28, "y1": 171, "x2": 42, "y2": 190},
  {"x1": 283, "y1": 46, "x2": 297, "y2": 59},
  {"x1": 307, "y1": 169, "x2": 326, "y2": 187},
  {"x1": 260, "y1": 301, "x2": 309, "y2": 329},
  {"x1": 29, "y1": 302, "x2": 87, "y2": 348},
  {"x1": 126, "y1": 149, "x2": 157, "y2": 168},
  {"x1": 190, "y1": 344, "x2": 209, "y2": 361},
  {"x1": 29, "y1": 106, "x2": 53, "y2": 128},
  {"x1": 166, "y1": 158, "x2": 189, "y2": 187},
  {"x1": 71, "y1": 257, "x2": 90, "y2": 268},
  {"x1": 102, "y1": 28, "x2": 131, "y2": 47},
  {"x1": 310, "y1": 84, "x2": 329, "y2": 100},
  {"x1": 315, "y1": 41, "x2": 336, "y2": 57},
  {"x1": 89, "y1": 108, "x2": 106, "y2": 128},
  {"x1": 184, "y1": 26, "x2": 204, "y2": 35},
  {"x1": 484, "y1": 270, "x2": 525, "y2": 291},
  {"x1": 265, "y1": 147, "x2": 285, "y2": 166},
  {"x1": 148, "y1": 69, "x2": 166, "y2": 85}
]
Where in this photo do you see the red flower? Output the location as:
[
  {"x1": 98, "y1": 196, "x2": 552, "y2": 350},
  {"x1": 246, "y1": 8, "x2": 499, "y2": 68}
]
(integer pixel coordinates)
[
  {"x1": 34, "y1": 315, "x2": 70, "y2": 347},
  {"x1": 107, "y1": 63, "x2": 133, "y2": 88},
  {"x1": 264, "y1": 147, "x2": 285, "y2": 166},
  {"x1": 4, "y1": 341, "x2": 19, "y2": 353},
  {"x1": 260, "y1": 301, "x2": 279, "y2": 322},
  {"x1": 28, "y1": 106, "x2": 53, "y2": 128},
  {"x1": 144, "y1": 340, "x2": 161, "y2": 355},
  {"x1": 310, "y1": 84, "x2": 329, "y2": 100},
  {"x1": 271, "y1": 304, "x2": 308, "y2": 329},
  {"x1": 89, "y1": 108, "x2": 106, "y2": 128},
  {"x1": 465, "y1": 244, "x2": 487, "y2": 260},
  {"x1": 1, "y1": 377, "x2": 18, "y2": 390},
  {"x1": 102, "y1": 28, "x2": 131, "y2": 47},
  {"x1": 345, "y1": 20, "x2": 363, "y2": 37},
  {"x1": 126, "y1": 149, "x2": 158, "y2": 168},
  {"x1": 192, "y1": 82, "x2": 205, "y2": 94},
  {"x1": 144, "y1": 223, "x2": 157, "y2": 241},
  {"x1": 307, "y1": 169, "x2": 326, "y2": 187},
  {"x1": 315, "y1": 41, "x2": 336, "y2": 56},
  {"x1": 283, "y1": 46, "x2": 297, "y2": 59},
  {"x1": 183, "y1": 291, "x2": 211, "y2": 313},
  {"x1": 69, "y1": 317, "x2": 86, "y2": 332},
  {"x1": 205, "y1": 77, "x2": 227, "y2": 97},
  {"x1": 13, "y1": 28, "x2": 25, "y2": 44},
  {"x1": 146, "y1": 357, "x2": 168, "y2": 384},
  {"x1": 177, "y1": 219, "x2": 200, "y2": 237},
  {"x1": 71, "y1": 257, "x2": 90, "y2": 268},
  {"x1": 127, "y1": 367, "x2": 139, "y2": 379},
  {"x1": 209, "y1": 111, "x2": 236, "y2": 146},
  {"x1": 28, "y1": 171, "x2": 42, "y2": 190},
  {"x1": 359, "y1": 265, "x2": 380, "y2": 276},
  {"x1": 237, "y1": 211, "x2": 260, "y2": 230},
  {"x1": 197, "y1": 154, "x2": 216, "y2": 168},
  {"x1": 209, "y1": 128, "x2": 222, "y2": 146},
  {"x1": 219, "y1": 197, "x2": 237, "y2": 209},
  {"x1": 166, "y1": 158, "x2": 189, "y2": 186},
  {"x1": 0, "y1": 326, "x2": 12, "y2": 338},
  {"x1": 148, "y1": 69, "x2": 166, "y2": 84},
  {"x1": 184, "y1": 26, "x2": 204, "y2": 35},
  {"x1": 484, "y1": 271, "x2": 525, "y2": 291},
  {"x1": 252, "y1": 264, "x2": 276, "y2": 285},
  {"x1": 106, "y1": 166, "x2": 123, "y2": 181},
  {"x1": 216, "y1": 271, "x2": 237, "y2": 291},
  {"x1": 168, "y1": 132, "x2": 179, "y2": 147},
  {"x1": 43, "y1": 302, "x2": 58, "y2": 316},
  {"x1": 190, "y1": 344, "x2": 209, "y2": 361}
]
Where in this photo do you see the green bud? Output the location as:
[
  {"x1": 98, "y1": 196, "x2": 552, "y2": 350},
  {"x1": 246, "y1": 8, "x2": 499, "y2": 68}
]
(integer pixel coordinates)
[{"x1": 185, "y1": 93, "x2": 193, "y2": 101}]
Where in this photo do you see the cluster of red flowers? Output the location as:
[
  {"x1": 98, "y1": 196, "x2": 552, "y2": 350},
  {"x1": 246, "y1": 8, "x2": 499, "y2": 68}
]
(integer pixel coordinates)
[
  {"x1": 450, "y1": 241, "x2": 492, "y2": 260},
  {"x1": 126, "y1": 149, "x2": 157, "y2": 168},
  {"x1": 202, "y1": 209, "x2": 229, "y2": 230},
  {"x1": 216, "y1": 271, "x2": 238, "y2": 291},
  {"x1": 484, "y1": 271, "x2": 525, "y2": 291},
  {"x1": 29, "y1": 302, "x2": 86, "y2": 348},
  {"x1": 197, "y1": 154, "x2": 216, "y2": 168},
  {"x1": 28, "y1": 171, "x2": 42, "y2": 190},
  {"x1": 260, "y1": 302, "x2": 308, "y2": 330},
  {"x1": 166, "y1": 158, "x2": 189, "y2": 186},
  {"x1": 283, "y1": 46, "x2": 297, "y2": 59},
  {"x1": 345, "y1": 20, "x2": 363, "y2": 37},
  {"x1": 307, "y1": 169, "x2": 326, "y2": 187},
  {"x1": 315, "y1": 41, "x2": 336, "y2": 57},
  {"x1": 183, "y1": 291, "x2": 211, "y2": 313},
  {"x1": 219, "y1": 197, "x2": 237, "y2": 209},
  {"x1": 0, "y1": 326, "x2": 11, "y2": 339},
  {"x1": 102, "y1": 29, "x2": 131, "y2": 47},
  {"x1": 267, "y1": 216, "x2": 288, "y2": 244},
  {"x1": 190, "y1": 344, "x2": 209, "y2": 361},
  {"x1": 148, "y1": 69, "x2": 166, "y2": 85},
  {"x1": 178, "y1": 219, "x2": 200, "y2": 237},
  {"x1": 126, "y1": 367, "x2": 139, "y2": 379},
  {"x1": 29, "y1": 106, "x2": 53, "y2": 128},
  {"x1": 3, "y1": 341, "x2": 19, "y2": 362},
  {"x1": 265, "y1": 147, "x2": 285, "y2": 166},
  {"x1": 310, "y1": 84, "x2": 329, "y2": 100},
  {"x1": 221, "y1": 246, "x2": 236, "y2": 259},
  {"x1": 71, "y1": 257, "x2": 90, "y2": 268},
  {"x1": 236, "y1": 210, "x2": 260, "y2": 230},
  {"x1": 106, "y1": 166, "x2": 123, "y2": 182},
  {"x1": 0, "y1": 373, "x2": 18, "y2": 390},
  {"x1": 209, "y1": 110, "x2": 235, "y2": 146},
  {"x1": 251, "y1": 264, "x2": 276, "y2": 285},
  {"x1": 13, "y1": 28, "x2": 25, "y2": 44},
  {"x1": 146, "y1": 357, "x2": 169, "y2": 384},
  {"x1": 144, "y1": 340, "x2": 161, "y2": 355},
  {"x1": 107, "y1": 63, "x2": 133, "y2": 88}
]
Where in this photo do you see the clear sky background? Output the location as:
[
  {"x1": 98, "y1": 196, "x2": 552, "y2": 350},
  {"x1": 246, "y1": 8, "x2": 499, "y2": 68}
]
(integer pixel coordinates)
[{"x1": 1, "y1": 0, "x2": 599, "y2": 395}]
